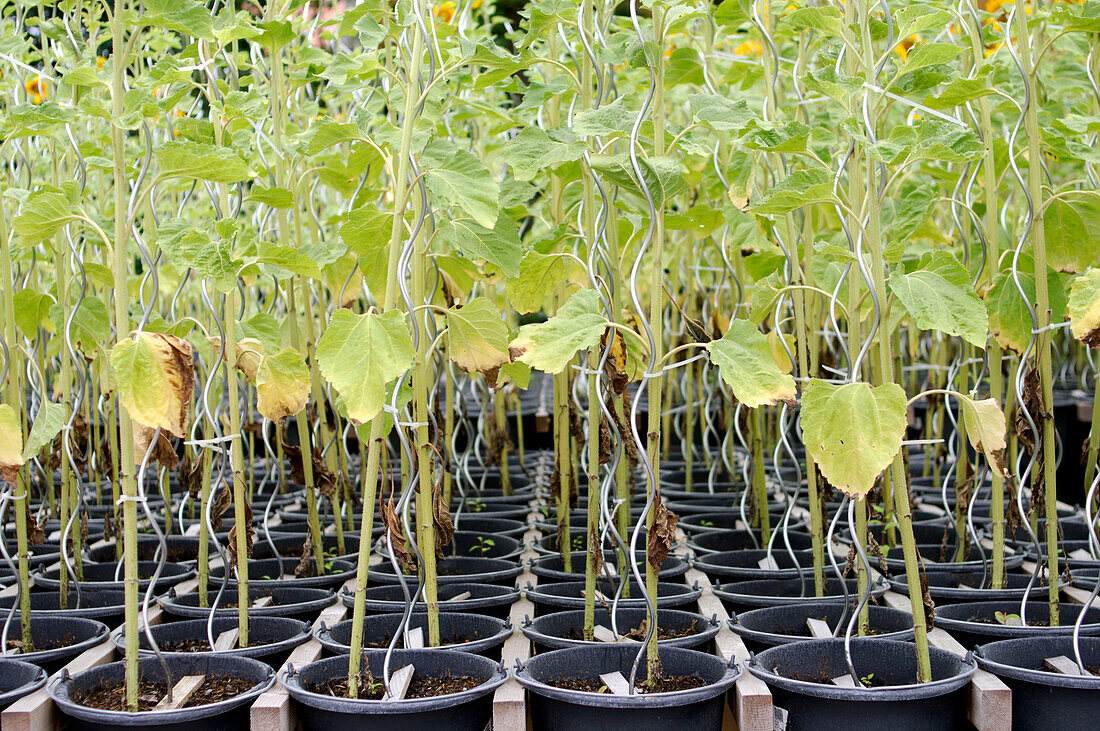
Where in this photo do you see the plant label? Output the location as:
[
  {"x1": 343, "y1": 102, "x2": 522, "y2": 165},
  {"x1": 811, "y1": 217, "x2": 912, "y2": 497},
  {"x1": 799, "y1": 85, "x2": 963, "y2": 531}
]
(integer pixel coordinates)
[
  {"x1": 384, "y1": 664, "x2": 415, "y2": 700},
  {"x1": 830, "y1": 674, "x2": 858, "y2": 687},
  {"x1": 406, "y1": 626, "x2": 424, "y2": 648},
  {"x1": 155, "y1": 675, "x2": 205, "y2": 710},
  {"x1": 592, "y1": 625, "x2": 619, "y2": 643},
  {"x1": 1044, "y1": 655, "x2": 1083, "y2": 675},
  {"x1": 758, "y1": 555, "x2": 780, "y2": 571},
  {"x1": 805, "y1": 617, "x2": 832, "y2": 639},
  {"x1": 446, "y1": 591, "x2": 472, "y2": 602},
  {"x1": 251, "y1": 595, "x2": 274, "y2": 608},
  {"x1": 599, "y1": 671, "x2": 631, "y2": 695},
  {"x1": 214, "y1": 628, "x2": 239, "y2": 651}
]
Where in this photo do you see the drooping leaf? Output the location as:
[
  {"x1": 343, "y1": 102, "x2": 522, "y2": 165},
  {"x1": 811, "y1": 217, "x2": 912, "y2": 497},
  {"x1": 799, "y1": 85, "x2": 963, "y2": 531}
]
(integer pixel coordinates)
[
  {"x1": 1069, "y1": 268, "x2": 1100, "y2": 346},
  {"x1": 985, "y1": 262, "x2": 1068, "y2": 355},
  {"x1": 505, "y1": 250, "x2": 576, "y2": 314},
  {"x1": 509, "y1": 289, "x2": 608, "y2": 374},
  {"x1": 315, "y1": 309, "x2": 415, "y2": 425},
  {"x1": 705, "y1": 320, "x2": 796, "y2": 408},
  {"x1": 960, "y1": 396, "x2": 1009, "y2": 478},
  {"x1": 800, "y1": 379, "x2": 907, "y2": 499},
  {"x1": 255, "y1": 348, "x2": 311, "y2": 423},
  {"x1": 13, "y1": 289, "x2": 55, "y2": 338},
  {"x1": 109, "y1": 333, "x2": 194, "y2": 438},
  {"x1": 888, "y1": 250, "x2": 988, "y2": 348},
  {"x1": 445, "y1": 298, "x2": 512, "y2": 377},
  {"x1": 21, "y1": 401, "x2": 69, "y2": 463}
]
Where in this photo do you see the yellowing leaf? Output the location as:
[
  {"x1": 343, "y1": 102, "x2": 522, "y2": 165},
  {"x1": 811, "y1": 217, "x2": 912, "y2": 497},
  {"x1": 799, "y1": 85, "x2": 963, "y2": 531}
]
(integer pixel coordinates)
[
  {"x1": 509, "y1": 289, "x2": 608, "y2": 374},
  {"x1": 316, "y1": 309, "x2": 415, "y2": 425},
  {"x1": 1068, "y1": 268, "x2": 1100, "y2": 347},
  {"x1": 705, "y1": 320, "x2": 796, "y2": 408},
  {"x1": 445, "y1": 298, "x2": 511, "y2": 376},
  {"x1": 960, "y1": 396, "x2": 1009, "y2": 478},
  {"x1": 208, "y1": 336, "x2": 266, "y2": 379},
  {"x1": 801, "y1": 379, "x2": 907, "y2": 499},
  {"x1": 255, "y1": 348, "x2": 311, "y2": 423},
  {"x1": 109, "y1": 333, "x2": 194, "y2": 438},
  {"x1": 0, "y1": 405, "x2": 24, "y2": 484}
]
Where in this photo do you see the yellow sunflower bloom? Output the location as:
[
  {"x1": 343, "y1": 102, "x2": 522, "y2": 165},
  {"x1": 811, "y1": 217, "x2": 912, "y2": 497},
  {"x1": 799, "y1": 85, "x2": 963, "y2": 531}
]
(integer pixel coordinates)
[{"x1": 435, "y1": 1, "x2": 456, "y2": 23}]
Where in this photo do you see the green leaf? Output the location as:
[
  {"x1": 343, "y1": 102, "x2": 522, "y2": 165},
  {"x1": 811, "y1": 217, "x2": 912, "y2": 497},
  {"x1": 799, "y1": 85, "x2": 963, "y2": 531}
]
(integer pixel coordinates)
[
  {"x1": 496, "y1": 361, "x2": 531, "y2": 389},
  {"x1": 742, "y1": 120, "x2": 812, "y2": 154},
  {"x1": 256, "y1": 243, "x2": 325, "y2": 280},
  {"x1": 705, "y1": 320, "x2": 796, "y2": 408},
  {"x1": 801, "y1": 379, "x2": 907, "y2": 499},
  {"x1": 255, "y1": 348, "x2": 311, "y2": 423},
  {"x1": 13, "y1": 189, "x2": 83, "y2": 247},
  {"x1": 445, "y1": 298, "x2": 512, "y2": 376},
  {"x1": 500, "y1": 127, "x2": 585, "y2": 181},
  {"x1": 247, "y1": 185, "x2": 294, "y2": 209},
  {"x1": 50, "y1": 298, "x2": 111, "y2": 357},
  {"x1": 109, "y1": 333, "x2": 194, "y2": 438},
  {"x1": 13, "y1": 289, "x2": 55, "y2": 338},
  {"x1": 22, "y1": 401, "x2": 69, "y2": 462},
  {"x1": 341, "y1": 207, "x2": 393, "y2": 301},
  {"x1": 899, "y1": 42, "x2": 960, "y2": 76},
  {"x1": 155, "y1": 218, "x2": 241, "y2": 291},
  {"x1": 588, "y1": 154, "x2": 686, "y2": 207},
  {"x1": 510, "y1": 289, "x2": 608, "y2": 374},
  {"x1": 572, "y1": 98, "x2": 639, "y2": 138},
  {"x1": 298, "y1": 119, "x2": 360, "y2": 156},
  {"x1": 888, "y1": 251, "x2": 988, "y2": 347},
  {"x1": 506, "y1": 251, "x2": 576, "y2": 314},
  {"x1": 785, "y1": 6, "x2": 844, "y2": 34},
  {"x1": 143, "y1": 0, "x2": 215, "y2": 38},
  {"x1": 895, "y1": 6, "x2": 954, "y2": 40},
  {"x1": 315, "y1": 309, "x2": 415, "y2": 425},
  {"x1": 423, "y1": 143, "x2": 499, "y2": 228},
  {"x1": 749, "y1": 168, "x2": 837, "y2": 215},
  {"x1": 437, "y1": 213, "x2": 523, "y2": 278},
  {"x1": 1044, "y1": 193, "x2": 1100, "y2": 273},
  {"x1": 1068, "y1": 268, "x2": 1100, "y2": 346},
  {"x1": 239, "y1": 313, "x2": 283, "y2": 354},
  {"x1": 749, "y1": 272, "x2": 783, "y2": 325},
  {"x1": 986, "y1": 261, "x2": 1068, "y2": 355},
  {"x1": 688, "y1": 94, "x2": 755, "y2": 133},
  {"x1": 156, "y1": 141, "x2": 253, "y2": 182}
]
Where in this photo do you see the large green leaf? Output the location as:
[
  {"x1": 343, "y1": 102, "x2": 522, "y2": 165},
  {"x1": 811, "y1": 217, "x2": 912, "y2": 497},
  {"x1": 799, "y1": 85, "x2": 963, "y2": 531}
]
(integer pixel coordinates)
[
  {"x1": 13, "y1": 289, "x2": 55, "y2": 338},
  {"x1": 340, "y1": 207, "x2": 394, "y2": 301},
  {"x1": 143, "y1": 0, "x2": 215, "y2": 38},
  {"x1": 156, "y1": 141, "x2": 254, "y2": 182},
  {"x1": 155, "y1": 218, "x2": 241, "y2": 291},
  {"x1": 423, "y1": 143, "x2": 499, "y2": 228},
  {"x1": 22, "y1": 401, "x2": 69, "y2": 462},
  {"x1": 437, "y1": 214, "x2": 522, "y2": 278},
  {"x1": 800, "y1": 379, "x2": 907, "y2": 499},
  {"x1": 500, "y1": 127, "x2": 585, "y2": 181},
  {"x1": 1068, "y1": 268, "x2": 1100, "y2": 346},
  {"x1": 985, "y1": 262, "x2": 1068, "y2": 355},
  {"x1": 705, "y1": 320, "x2": 796, "y2": 408},
  {"x1": 255, "y1": 348, "x2": 311, "y2": 423},
  {"x1": 445, "y1": 298, "x2": 511, "y2": 376},
  {"x1": 1044, "y1": 193, "x2": 1100, "y2": 273},
  {"x1": 50, "y1": 298, "x2": 111, "y2": 357},
  {"x1": 510, "y1": 289, "x2": 608, "y2": 374},
  {"x1": 888, "y1": 251, "x2": 988, "y2": 348},
  {"x1": 748, "y1": 168, "x2": 837, "y2": 215},
  {"x1": 315, "y1": 309, "x2": 414, "y2": 425}
]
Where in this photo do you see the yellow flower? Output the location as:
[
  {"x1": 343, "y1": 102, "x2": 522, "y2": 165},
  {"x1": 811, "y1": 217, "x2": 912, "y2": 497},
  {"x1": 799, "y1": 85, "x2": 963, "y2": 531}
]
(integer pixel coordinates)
[
  {"x1": 96, "y1": 56, "x2": 105, "y2": 70},
  {"x1": 735, "y1": 39, "x2": 762, "y2": 56},
  {"x1": 472, "y1": 0, "x2": 483, "y2": 8},
  {"x1": 664, "y1": 43, "x2": 675, "y2": 58},
  {"x1": 895, "y1": 35, "x2": 916, "y2": 62},
  {"x1": 25, "y1": 76, "x2": 47, "y2": 102},
  {"x1": 434, "y1": 1, "x2": 456, "y2": 23}
]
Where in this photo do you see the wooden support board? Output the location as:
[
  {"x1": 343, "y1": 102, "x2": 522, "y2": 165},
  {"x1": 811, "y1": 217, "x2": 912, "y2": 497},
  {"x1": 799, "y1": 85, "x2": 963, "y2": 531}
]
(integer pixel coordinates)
[{"x1": 492, "y1": 507, "x2": 542, "y2": 731}]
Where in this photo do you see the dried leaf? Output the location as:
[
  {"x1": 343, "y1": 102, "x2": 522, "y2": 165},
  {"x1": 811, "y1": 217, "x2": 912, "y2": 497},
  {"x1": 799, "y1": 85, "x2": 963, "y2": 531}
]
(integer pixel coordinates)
[
  {"x1": 210, "y1": 481, "x2": 232, "y2": 533},
  {"x1": 295, "y1": 533, "x2": 317, "y2": 578},
  {"x1": 645, "y1": 491, "x2": 678, "y2": 569},
  {"x1": 381, "y1": 495, "x2": 415, "y2": 573},
  {"x1": 432, "y1": 481, "x2": 454, "y2": 560},
  {"x1": 226, "y1": 496, "x2": 254, "y2": 565}
]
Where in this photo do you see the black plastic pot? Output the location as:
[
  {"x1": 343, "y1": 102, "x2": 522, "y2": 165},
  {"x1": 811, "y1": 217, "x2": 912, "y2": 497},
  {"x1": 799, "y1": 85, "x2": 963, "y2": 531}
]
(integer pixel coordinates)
[
  {"x1": 447, "y1": 516, "x2": 527, "y2": 540},
  {"x1": 86, "y1": 536, "x2": 210, "y2": 564},
  {"x1": 340, "y1": 583, "x2": 520, "y2": 621},
  {"x1": 207, "y1": 557, "x2": 356, "y2": 590},
  {"x1": 730, "y1": 602, "x2": 914, "y2": 654},
  {"x1": 112, "y1": 616, "x2": 310, "y2": 666},
  {"x1": 0, "y1": 589, "x2": 126, "y2": 625},
  {"x1": 367, "y1": 556, "x2": 522, "y2": 587},
  {"x1": 525, "y1": 580, "x2": 702, "y2": 616},
  {"x1": 49, "y1": 653, "x2": 275, "y2": 730},
  {"x1": 444, "y1": 531, "x2": 522, "y2": 560},
  {"x1": 521, "y1": 608, "x2": 719, "y2": 653},
  {"x1": 888, "y1": 568, "x2": 1064, "y2": 605},
  {"x1": 282, "y1": 649, "x2": 507, "y2": 731},
  {"x1": 688, "y1": 529, "x2": 812, "y2": 556},
  {"x1": 515, "y1": 643, "x2": 739, "y2": 731},
  {"x1": 530, "y1": 552, "x2": 689, "y2": 584},
  {"x1": 975, "y1": 635, "x2": 1100, "y2": 730},
  {"x1": 692, "y1": 549, "x2": 818, "y2": 582},
  {"x1": 933, "y1": 600, "x2": 1100, "y2": 649},
  {"x1": 316, "y1": 612, "x2": 510, "y2": 659},
  {"x1": 34, "y1": 561, "x2": 195, "y2": 592},
  {"x1": 712, "y1": 578, "x2": 886, "y2": 615},
  {"x1": 0, "y1": 656, "x2": 47, "y2": 709},
  {"x1": 748, "y1": 638, "x2": 976, "y2": 730},
  {"x1": 158, "y1": 586, "x2": 335, "y2": 621},
  {"x1": 2, "y1": 616, "x2": 110, "y2": 674}
]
